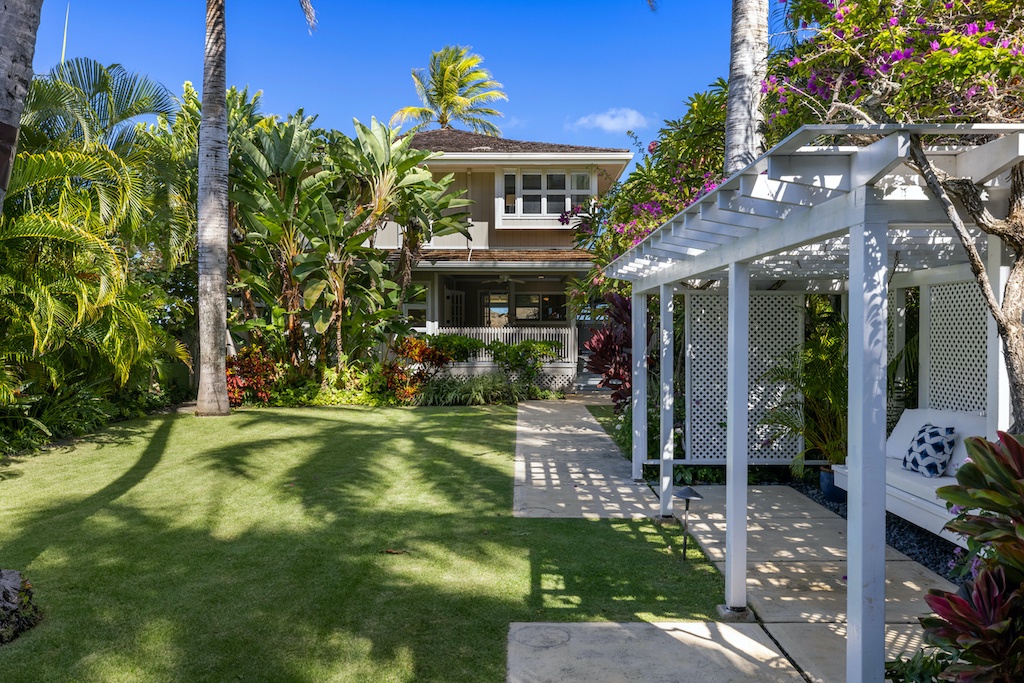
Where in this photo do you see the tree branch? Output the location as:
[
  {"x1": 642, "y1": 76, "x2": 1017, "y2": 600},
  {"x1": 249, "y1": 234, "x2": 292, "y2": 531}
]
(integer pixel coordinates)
[{"x1": 907, "y1": 134, "x2": 1008, "y2": 331}]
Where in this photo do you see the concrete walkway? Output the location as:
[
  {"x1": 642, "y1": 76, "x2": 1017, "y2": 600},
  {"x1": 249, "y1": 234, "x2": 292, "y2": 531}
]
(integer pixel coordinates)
[
  {"x1": 506, "y1": 399, "x2": 954, "y2": 682},
  {"x1": 513, "y1": 398, "x2": 660, "y2": 519}
]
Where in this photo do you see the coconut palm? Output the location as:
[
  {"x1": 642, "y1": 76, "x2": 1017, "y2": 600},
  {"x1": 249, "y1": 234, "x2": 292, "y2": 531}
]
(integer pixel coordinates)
[
  {"x1": 724, "y1": 0, "x2": 769, "y2": 175},
  {"x1": 390, "y1": 45, "x2": 507, "y2": 136},
  {"x1": 0, "y1": 0, "x2": 46, "y2": 209},
  {"x1": 196, "y1": 0, "x2": 316, "y2": 416}
]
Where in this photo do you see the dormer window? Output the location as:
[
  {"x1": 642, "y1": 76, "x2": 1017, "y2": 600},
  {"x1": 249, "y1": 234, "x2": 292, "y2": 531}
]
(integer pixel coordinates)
[{"x1": 503, "y1": 169, "x2": 594, "y2": 218}]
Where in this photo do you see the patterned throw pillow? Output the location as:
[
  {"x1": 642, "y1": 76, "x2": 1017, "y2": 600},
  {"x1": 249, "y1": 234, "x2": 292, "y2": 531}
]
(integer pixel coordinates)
[{"x1": 903, "y1": 423, "x2": 956, "y2": 478}]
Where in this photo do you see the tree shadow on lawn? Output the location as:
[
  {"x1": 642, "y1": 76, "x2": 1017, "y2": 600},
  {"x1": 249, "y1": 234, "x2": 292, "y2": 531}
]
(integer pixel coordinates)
[{"x1": 0, "y1": 406, "x2": 722, "y2": 682}]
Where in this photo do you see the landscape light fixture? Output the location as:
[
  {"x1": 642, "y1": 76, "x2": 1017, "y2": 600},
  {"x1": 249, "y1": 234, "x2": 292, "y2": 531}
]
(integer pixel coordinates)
[{"x1": 673, "y1": 486, "x2": 703, "y2": 561}]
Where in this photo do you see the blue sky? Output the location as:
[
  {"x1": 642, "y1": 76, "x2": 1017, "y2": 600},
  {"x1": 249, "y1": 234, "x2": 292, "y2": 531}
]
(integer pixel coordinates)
[{"x1": 33, "y1": 1, "x2": 733, "y2": 155}]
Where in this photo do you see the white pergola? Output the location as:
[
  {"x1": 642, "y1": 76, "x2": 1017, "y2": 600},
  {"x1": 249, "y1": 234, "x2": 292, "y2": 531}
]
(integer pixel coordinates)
[{"x1": 606, "y1": 123, "x2": 1024, "y2": 683}]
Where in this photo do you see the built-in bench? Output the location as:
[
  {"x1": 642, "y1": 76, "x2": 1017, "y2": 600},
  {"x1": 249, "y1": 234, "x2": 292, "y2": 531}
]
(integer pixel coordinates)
[{"x1": 833, "y1": 408, "x2": 988, "y2": 549}]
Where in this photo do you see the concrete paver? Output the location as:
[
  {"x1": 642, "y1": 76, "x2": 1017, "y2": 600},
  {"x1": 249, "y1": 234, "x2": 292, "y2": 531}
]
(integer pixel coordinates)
[
  {"x1": 513, "y1": 400, "x2": 660, "y2": 519},
  {"x1": 507, "y1": 621, "x2": 803, "y2": 683},
  {"x1": 768, "y1": 623, "x2": 929, "y2": 683}
]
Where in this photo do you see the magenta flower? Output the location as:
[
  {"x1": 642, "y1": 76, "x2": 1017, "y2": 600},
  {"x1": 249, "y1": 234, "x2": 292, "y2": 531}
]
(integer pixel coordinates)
[
  {"x1": 930, "y1": 40, "x2": 941, "y2": 51},
  {"x1": 964, "y1": 22, "x2": 979, "y2": 36},
  {"x1": 888, "y1": 16, "x2": 898, "y2": 27},
  {"x1": 985, "y1": 21, "x2": 996, "y2": 32}
]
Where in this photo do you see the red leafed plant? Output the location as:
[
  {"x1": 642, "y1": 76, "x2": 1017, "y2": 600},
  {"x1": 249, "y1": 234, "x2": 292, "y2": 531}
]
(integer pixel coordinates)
[
  {"x1": 917, "y1": 433, "x2": 1024, "y2": 681},
  {"x1": 921, "y1": 566, "x2": 1024, "y2": 682},
  {"x1": 585, "y1": 292, "x2": 647, "y2": 407},
  {"x1": 225, "y1": 346, "x2": 279, "y2": 407}
]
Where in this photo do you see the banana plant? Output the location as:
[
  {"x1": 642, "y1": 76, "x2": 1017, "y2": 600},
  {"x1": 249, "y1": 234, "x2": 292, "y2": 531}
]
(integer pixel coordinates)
[{"x1": 230, "y1": 113, "x2": 333, "y2": 372}]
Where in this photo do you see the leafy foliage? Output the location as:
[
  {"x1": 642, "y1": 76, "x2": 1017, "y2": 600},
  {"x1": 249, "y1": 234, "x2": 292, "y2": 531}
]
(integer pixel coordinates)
[
  {"x1": 912, "y1": 433, "x2": 1024, "y2": 681},
  {"x1": 225, "y1": 346, "x2": 279, "y2": 407},
  {"x1": 584, "y1": 291, "x2": 643, "y2": 407},
  {"x1": 487, "y1": 339, "x2": 562, "y2": 386}
]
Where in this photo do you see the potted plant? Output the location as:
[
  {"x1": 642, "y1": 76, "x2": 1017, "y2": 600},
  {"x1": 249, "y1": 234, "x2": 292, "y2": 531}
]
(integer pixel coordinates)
[{"x1": 759, "y1": 297, "x2": 849, "y2": 502}]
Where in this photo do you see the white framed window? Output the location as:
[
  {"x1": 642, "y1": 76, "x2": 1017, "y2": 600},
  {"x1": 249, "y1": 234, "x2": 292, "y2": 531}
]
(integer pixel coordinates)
[{"x1": 502, "y1": 169, "x2": 594, "y2": 218}]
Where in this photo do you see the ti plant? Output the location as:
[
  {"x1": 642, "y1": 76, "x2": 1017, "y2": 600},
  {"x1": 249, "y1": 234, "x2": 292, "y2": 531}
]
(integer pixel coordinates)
[
  {"x1": 918, "y1": 433, "x2": 1024, "y2": 682},
  {"x1": 920, "y1": 566, "x2": 1024, "y2": 683},
  {"x1": 938, "y1": 433, "x2": 1024, "y2": 582}
]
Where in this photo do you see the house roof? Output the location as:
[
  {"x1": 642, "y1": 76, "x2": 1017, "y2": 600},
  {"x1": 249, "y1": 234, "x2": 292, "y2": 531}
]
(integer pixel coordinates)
[{"x1": 407, "y1": 128, "x2": 628, "y2": 155}]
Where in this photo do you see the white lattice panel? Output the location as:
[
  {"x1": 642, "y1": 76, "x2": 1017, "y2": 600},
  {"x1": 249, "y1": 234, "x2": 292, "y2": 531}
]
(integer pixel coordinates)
[
  {"x1": 685, "y1": 293, "x2": 804, "y2": 463},
  {"x1": 685, "y1": 294, "x2": 728, "y2": 461},
  {"x1": 928, "y1": 282, "x2": 987, "y2": 412}
]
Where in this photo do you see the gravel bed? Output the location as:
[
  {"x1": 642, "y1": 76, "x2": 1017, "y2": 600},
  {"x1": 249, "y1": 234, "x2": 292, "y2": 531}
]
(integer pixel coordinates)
[{"x1": 788, "y1": 481, "x2": 965, "y2": 585}]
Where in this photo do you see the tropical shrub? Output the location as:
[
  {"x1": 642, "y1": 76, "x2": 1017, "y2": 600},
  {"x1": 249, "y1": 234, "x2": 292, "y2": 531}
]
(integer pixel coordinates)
[
  {"x1": 487, "y1": 339, "x2": 562, "y2": 386},
  {"x1": 912, "y1": 433, "x2": 1024, "y2": 681},
  {"x1": 225, "y1": 346, "x2": 279, "y2": 407},
  {"x1": 584, "y1": 292, "x2": 642, "y2": 408}
]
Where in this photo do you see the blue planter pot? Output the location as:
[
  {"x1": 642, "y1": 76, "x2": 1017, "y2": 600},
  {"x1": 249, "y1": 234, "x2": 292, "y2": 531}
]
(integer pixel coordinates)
[{"x1": 819, "y1": 467, "x2": 847, "y2": 504}]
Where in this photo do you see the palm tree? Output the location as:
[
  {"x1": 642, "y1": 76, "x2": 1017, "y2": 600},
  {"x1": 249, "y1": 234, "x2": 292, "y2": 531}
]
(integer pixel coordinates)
[
  {"x1": 195, "y1": 0, "x2": 315, "y2": 416},
  {"x1": 0, "y1": 0, "x2": 46, "y2": 208},
  {"x1": 390, "y1": 46, "x2": 507, "y2": 136},
  {"x1": 724, "y1": 0, "x2": 769, "y2": 175}
]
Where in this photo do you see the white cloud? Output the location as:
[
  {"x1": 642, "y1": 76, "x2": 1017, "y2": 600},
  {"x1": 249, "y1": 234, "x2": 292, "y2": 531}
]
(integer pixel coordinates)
[{"x1": 570, "y1": 108, "x2": 649, "y2": 133}]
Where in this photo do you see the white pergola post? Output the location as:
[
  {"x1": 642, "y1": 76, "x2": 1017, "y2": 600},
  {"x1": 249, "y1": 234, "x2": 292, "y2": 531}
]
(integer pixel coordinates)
[
  {"x1": 632, "y1": 292, "x2": 648, "y2": 481},
  {"x1": 846, "y1": 219, "x2": 889, "y2": 683},
  {"x1": 987, "y1": 235, "x2": 1011, "y2": 436},
  {"x1": 724, "y1": 261, "x2": 750, "y2": 611},
  {"x1": 659, "y1": 283, "x2": 675, "y2": 516}
]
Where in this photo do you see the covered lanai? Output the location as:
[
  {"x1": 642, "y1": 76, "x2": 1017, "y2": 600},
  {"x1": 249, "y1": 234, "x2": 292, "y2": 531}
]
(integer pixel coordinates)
[{"x1": 605, "y1": 123, "x2": 1024, "y2": 682}]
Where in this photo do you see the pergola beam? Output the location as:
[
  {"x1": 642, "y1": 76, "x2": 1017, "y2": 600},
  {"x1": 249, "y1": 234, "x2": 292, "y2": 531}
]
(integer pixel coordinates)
[{"x1": 956, "y1": 132, "x2": 1024, "y2": 184}]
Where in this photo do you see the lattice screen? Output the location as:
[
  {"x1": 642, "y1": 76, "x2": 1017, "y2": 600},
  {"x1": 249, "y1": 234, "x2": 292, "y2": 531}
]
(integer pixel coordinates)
[
  {"x1": 685, "y1": 293, "x2": 804, "y2": 463},
  {"x1": 927, "y1": 282, "x2": 987, "y2": 412}
]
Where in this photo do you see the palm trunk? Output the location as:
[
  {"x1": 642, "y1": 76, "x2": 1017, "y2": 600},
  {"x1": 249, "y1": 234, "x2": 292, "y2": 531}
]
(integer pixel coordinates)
[
  {"x1": 0, "y1": 0, "x2": 44, "y2": 207},
  {"x1": 195, "y1": 0, "x2": 231, "y2": 415},
  {"x1": 724, "y1": 0, "x2": 768, "y2": 176}
]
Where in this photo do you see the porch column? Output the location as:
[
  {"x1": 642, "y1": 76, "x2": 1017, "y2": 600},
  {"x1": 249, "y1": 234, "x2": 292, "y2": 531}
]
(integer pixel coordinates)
[
  {"x1": 724, "y1": 261, "x2": 749, "y2": 611},
  {"x1": 631, "y1": 291, "x2": 648, "y2": 481},
  {"x1": 659, "y1": 283, "x2": 674, "y2": 516},
  {"x1": 987, "y1": 235, "x2": 1011, "y2": 436},
  {"x1": 847, "y1": 219, "x2": 888, "y2": 683}
]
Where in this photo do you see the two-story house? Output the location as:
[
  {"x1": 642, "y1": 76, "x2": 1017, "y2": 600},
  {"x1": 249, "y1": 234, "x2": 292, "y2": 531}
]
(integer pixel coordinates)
[{"x1": 377, "y1": 129, "x2": 632, "y2": 389}]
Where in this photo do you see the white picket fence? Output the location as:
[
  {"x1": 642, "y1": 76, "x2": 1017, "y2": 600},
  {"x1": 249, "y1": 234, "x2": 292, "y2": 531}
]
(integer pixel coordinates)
[{"x1": 437, "y1": 326, "x2": 578, "y2": 362}]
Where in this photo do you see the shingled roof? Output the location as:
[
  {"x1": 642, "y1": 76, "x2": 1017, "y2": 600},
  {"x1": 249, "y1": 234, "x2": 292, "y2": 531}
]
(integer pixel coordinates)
[{"x1": 406, "y1": 128, "x2": 628, "y2": 154}]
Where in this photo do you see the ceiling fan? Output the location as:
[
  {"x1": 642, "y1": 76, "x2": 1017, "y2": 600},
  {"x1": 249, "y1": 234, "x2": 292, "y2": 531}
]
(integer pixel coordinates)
[{"x1": 481, "y1": 274, "x2": 525, "y2": 284}]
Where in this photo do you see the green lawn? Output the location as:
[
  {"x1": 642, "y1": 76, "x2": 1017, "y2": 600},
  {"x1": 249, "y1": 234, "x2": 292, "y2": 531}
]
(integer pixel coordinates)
[{"x1": 0, "y1": 405, "x2": 722, "y2": 682}]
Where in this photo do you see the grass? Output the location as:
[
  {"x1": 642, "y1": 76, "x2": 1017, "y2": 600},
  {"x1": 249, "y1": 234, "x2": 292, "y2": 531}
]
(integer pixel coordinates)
[{"x1": 0, "y1": 405, "x2": 722, "y2": 682}]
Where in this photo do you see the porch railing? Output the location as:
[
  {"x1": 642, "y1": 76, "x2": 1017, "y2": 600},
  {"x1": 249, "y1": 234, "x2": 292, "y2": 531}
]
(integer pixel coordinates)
[{"x1": 436, "y1": 326, "x2": 578, "y2": 363}]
